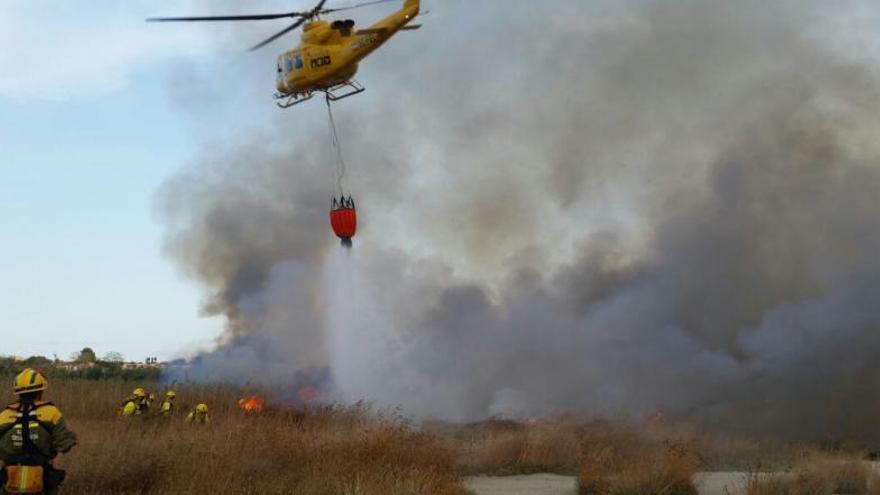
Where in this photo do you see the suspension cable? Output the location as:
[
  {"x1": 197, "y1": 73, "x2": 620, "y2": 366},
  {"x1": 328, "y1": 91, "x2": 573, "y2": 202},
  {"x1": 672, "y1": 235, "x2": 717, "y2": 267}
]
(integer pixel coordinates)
[{"x1": 326, "y1": 95, "x2": 347, "y2": 198}]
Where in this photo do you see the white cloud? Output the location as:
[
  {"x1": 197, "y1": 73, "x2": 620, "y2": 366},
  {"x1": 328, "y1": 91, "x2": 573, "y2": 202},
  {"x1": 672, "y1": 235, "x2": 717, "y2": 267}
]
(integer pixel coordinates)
[{"x1": 0, "y1": 1, "x2": 227, "y2": 100}]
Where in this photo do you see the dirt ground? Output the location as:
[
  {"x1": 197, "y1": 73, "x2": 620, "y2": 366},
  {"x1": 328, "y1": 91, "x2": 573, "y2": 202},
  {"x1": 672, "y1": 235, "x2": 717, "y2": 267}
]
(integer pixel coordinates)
[
  {"x1": 464, "y1": 474, "x2": 576, "y2": 495},
  {"x1": 695, "y1": 472, "x2": 752, "y2": 495},
  {"x1": 464, "y1": 472, "x2": 749, "y2": 495}
]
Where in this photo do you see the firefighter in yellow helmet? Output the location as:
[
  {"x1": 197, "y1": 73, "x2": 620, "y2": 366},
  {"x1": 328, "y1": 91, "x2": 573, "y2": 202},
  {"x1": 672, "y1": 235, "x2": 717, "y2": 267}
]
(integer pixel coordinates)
[
  {"x1": 0, "y1": 369, "x2": 77, "y2": 495},
  {"x1": 159, "y1": 391, "x2": 176, "y2": 418},
  {"x1": 185, "y1": 403, "x2": 209, "y2": 425},
  {"x1": 121, "y1": 387, "x2": 149, "y2": 417}
]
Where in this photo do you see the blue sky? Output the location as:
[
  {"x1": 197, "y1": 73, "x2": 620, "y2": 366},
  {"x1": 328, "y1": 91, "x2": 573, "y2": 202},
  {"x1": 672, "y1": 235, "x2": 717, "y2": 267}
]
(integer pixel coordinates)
[
  {"x1": 0, "y1": 0, "x2": 310, "y2": 361},
  {"x1": 0, "y1": 81, "x2": 202, "y2": 360},
  {"x1": 0, "y1": 64, "x2": 218, "y2": 361}
]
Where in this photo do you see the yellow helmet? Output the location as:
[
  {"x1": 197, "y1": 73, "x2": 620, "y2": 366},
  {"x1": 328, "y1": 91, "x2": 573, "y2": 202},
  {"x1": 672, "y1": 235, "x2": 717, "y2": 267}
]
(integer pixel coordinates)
[
  {"x1": 13, "y1": 368, "x2": 48, "y2": 396},
  {"x1": 165, "y1": 390, "x2": 176, "y2": 399},
  {"x1": 133, "y1": 388, "x2": 146, "y2": 398},
  {"x1": 196, "y1": 403, "x2": 208, "y2": 414}
]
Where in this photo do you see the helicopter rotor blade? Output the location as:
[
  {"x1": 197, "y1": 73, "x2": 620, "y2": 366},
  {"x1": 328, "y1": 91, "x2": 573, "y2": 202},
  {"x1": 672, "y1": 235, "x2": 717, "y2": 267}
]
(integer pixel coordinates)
[
  {"x1": 321, "y1": 0, "x2": 397, "y2": 14},
  {"x1": 147, "y1": 12, "x2": 305, "y2": 22},
  {"x1": 248, "y1": 17, "x2": 308, "y2": 51},
  {"x1": 148, "y1": 0, "x2": 391, "y2": 52}
]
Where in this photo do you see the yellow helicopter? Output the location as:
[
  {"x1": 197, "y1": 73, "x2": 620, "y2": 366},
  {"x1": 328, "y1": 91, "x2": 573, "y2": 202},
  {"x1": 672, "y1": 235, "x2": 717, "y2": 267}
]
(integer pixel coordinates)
[{"x1": 148, "y1": 0, "x2": 421, "y2": 108}]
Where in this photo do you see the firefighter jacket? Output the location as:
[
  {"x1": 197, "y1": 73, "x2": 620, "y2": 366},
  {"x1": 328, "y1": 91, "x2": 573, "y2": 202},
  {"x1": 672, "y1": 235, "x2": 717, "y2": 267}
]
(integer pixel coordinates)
[
  {"x1": 121, "y1": 398, "x2": 148, "y2": 416},
  {"x1": 0, "y1": 402, "x2": 77, "y2": 466},
  {"x1": 184, "y1": 411, "x2": 209, "y2": 424},
  {"x1": 160, "y1": 399, "x2": 174, "y2": 417}
]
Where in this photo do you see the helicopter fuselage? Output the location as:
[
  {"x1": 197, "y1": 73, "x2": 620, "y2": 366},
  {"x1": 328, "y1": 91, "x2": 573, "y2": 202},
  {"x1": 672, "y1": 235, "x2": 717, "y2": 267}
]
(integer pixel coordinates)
[{"x1": 276, "y1": 0, "x2": 419, "y2": 96}]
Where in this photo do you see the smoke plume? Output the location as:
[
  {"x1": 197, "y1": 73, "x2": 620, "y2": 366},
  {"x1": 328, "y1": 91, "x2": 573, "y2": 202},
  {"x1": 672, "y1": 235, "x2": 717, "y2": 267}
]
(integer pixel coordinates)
[{"x1": 159, "y1": 0, "x2": 880, "y2": 441}]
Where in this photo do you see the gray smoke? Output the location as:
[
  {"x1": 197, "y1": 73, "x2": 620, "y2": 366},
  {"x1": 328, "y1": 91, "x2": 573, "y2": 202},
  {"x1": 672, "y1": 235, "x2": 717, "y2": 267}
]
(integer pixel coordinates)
[{"x1": 159, "y1": 0, "x2": 880, "y2": 441}]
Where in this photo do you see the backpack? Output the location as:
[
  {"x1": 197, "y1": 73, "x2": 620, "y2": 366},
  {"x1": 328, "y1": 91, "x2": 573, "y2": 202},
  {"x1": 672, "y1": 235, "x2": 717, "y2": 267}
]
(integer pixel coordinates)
[{"x1": 3, "y1": 402, "x2": 45, "y2": 494}]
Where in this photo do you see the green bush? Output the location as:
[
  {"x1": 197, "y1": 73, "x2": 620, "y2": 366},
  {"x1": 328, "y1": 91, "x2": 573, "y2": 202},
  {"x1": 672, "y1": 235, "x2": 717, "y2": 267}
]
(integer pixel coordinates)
[{"x1": 0, "y1": 357, "x2": 161, "y2": 382}]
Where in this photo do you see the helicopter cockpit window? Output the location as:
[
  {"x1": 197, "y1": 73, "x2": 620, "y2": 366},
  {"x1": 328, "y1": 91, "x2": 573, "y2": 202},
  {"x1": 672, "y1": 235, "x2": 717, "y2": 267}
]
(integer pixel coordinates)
[{"x1": 285, "y1": 57, "x2": 294, "y2": 73}]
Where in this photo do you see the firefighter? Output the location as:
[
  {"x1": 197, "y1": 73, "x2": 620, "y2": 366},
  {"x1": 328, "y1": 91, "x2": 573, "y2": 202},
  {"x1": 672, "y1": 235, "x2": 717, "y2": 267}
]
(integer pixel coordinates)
[
  {"x1": 159, "y1": 391, "x2": 176, "y2": 418},
  {"x1": 185, "y1": 404, "x2": 210, "y2": 425},
  {"x1": 121, "y1": 388, "x2": 149, "y2": 416},
  {"x1": 0, "y1": 368, "x2": 77, "y2": 495}
]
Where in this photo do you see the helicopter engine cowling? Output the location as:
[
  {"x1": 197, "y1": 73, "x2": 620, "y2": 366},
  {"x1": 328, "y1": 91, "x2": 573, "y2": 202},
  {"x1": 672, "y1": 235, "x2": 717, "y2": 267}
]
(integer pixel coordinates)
[
  {"x1": 331, "y1": 19, "x2": 356, "y2": 36},
  {"x1": 302, "y1": 20, "x2": 333, "y2": 45}
]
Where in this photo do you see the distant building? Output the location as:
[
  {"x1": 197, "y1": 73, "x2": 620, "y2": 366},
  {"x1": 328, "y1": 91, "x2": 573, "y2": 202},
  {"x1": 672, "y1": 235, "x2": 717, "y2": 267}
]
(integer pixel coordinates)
[{"x1": 54, "y1": 362, "x2": 96, "y2": 372}]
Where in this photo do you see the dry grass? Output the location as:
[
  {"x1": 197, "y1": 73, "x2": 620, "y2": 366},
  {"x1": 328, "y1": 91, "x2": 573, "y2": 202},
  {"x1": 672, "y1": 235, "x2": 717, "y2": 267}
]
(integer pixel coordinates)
[
  {"x1": 746, "y1": 453, "x2": 879, "y2": 495},
  {"x1": 577, "y1": 445, "x2": 700, "y2": 495},
  {"x1": 441, "y1": 417, "x2": 782, "y2": 495},
  {"x1": 2, "y1": 379, "x2": 470, "y2": 495},
  {"x1": 747, "y1": 475, "x2": 794, "y2": 495},
  {"x1": 4, "y1": 376, "x2": 856, "y2": 494},
  {"x1": 795, "y1": 456, "x2": 868, "y2": 495},
  {"x1": 432, "y1": 416, "x2": 794, "y2": 477},
  {"x1": 433, "y1": 418, "x2": 653, "y2": 476},
  {"x1": 686, "y1": 431, "x2": 805, "y2": 472}
]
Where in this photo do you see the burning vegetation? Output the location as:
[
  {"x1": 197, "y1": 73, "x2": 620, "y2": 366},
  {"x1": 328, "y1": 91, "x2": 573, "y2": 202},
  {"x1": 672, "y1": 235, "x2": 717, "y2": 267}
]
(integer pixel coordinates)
[
  {"x1": 9, "y1": 375, "x2": 880, "y2": 495},
  {"x1": 237, "y1": 395, "x2": 265, "y2": 413},
  {"x1": 297, "y1": 385, "x2": 320, "y2": 405},
  {"x1": 44, "y1": 378, "x2": 469, "y2": 495},
  {"x1": 236, "y1": 385, "x2": 320, "y2": 414}
]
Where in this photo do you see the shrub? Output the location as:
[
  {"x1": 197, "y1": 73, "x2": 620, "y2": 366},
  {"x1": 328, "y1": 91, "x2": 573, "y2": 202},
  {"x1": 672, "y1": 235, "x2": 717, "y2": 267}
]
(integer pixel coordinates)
[
  {"x1": 577, "y1": 444, "x2": 700, "y2": 495},
  {"x1": 747, "y1": 454, "x2": 872, "y2": 495}
]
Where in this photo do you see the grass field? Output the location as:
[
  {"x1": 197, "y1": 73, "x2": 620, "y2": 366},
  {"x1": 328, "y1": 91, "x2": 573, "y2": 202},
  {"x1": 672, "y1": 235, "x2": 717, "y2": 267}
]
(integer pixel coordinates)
[
  {"x1": 0, "y1": 377, "x2": 869, "y2": 494},
  {"x1": 4, "y1": 379, "x2": 469, "y2": 495},
  {"x1": 745, "y1": 454, "x2": 880, "y2": 495}
]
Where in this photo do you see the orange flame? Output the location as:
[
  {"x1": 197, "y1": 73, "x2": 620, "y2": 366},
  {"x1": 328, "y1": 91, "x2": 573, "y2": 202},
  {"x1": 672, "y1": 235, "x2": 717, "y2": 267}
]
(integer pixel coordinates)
[
  {"x1": 238, "y1": 395, "x2": 265, "y2": 413},
  {"x1": 646, "y1": 411, "x2": 665, "y2": 431},
  {"x1": 297, "y1": 386, "x2": 320, "y2": 405}
]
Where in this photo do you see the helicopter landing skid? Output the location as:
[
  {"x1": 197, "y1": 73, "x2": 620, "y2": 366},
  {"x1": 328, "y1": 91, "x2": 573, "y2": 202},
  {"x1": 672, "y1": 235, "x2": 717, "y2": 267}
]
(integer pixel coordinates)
[
  {"x1": 324, "y1": 80, "x2": 366, "y2": 102},
  {"x1": 274, "y1": 81, "x2": 366, "y2": 109},
  {"x1": 274, "y1": 91, "x2": 314, "y2": 109}
]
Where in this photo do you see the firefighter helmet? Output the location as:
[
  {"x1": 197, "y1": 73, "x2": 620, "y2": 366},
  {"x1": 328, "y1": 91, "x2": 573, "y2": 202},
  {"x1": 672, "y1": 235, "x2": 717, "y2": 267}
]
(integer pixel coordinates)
[
  {"x1": 133, "y1": 388, "x2": 146, "y2": 398},
  {"x1": 196, "y1": 403, "x2": 208, "y2": 414},
  {"x1": 13, "y1": 368, "x2": 48, "y2": 395}
]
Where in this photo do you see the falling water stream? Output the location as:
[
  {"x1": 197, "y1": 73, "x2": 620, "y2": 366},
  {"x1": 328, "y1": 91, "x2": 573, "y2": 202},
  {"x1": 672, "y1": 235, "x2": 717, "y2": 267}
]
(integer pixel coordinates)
[{"x1": 323, "y1": 246, "x2": 367, "y2": 402}]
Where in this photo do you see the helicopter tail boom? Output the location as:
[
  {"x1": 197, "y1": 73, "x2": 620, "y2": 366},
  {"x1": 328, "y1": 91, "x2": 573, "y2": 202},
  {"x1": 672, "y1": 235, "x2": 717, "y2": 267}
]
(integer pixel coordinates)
[
  {"x1": 367, "y1": 0, "x2": 419, "y2": 32},
  {"x1": 349, "y1": 0, "x2": 419, "y2": 57}
]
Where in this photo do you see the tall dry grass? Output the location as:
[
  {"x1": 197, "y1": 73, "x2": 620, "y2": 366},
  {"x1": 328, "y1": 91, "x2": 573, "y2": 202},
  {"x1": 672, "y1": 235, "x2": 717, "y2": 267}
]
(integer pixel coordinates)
[
  {"x1": 2, "y1": 376, "x2": 850, "y2": 494},
  {"x1": 746, "y1": 453, "x2": 880, "y2": 495},
  {"x1": 431, "y1": 415, "x2": 799, "y2": 477},
  {"x1": 577, "y1": 444, "x2": 700, "y2": 495},
  {"x1": 2, "y1": 379, "x2": 470, "y2": 495},
  {"x1": 431, "y1": 418, "x2": 657, "y2": 476}
]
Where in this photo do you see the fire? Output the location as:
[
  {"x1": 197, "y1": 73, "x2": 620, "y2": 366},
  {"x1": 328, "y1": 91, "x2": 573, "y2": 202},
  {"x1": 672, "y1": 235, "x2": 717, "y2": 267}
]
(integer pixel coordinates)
[
  {"x1": 646, "y1": 411, "x2": 665, "y2": 431},
  {"x1": 297, "y1": 386, "x2": 320, "y2": 405},
  {"x1": 238, "y1": 395, "x2": 265, "y2": 413}
]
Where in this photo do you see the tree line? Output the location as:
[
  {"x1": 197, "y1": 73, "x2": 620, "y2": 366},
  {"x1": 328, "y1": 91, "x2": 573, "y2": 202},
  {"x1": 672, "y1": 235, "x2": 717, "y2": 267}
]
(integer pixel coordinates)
[{"x1": 0, "y1": 348, "x2": 162, "y2": 381}]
